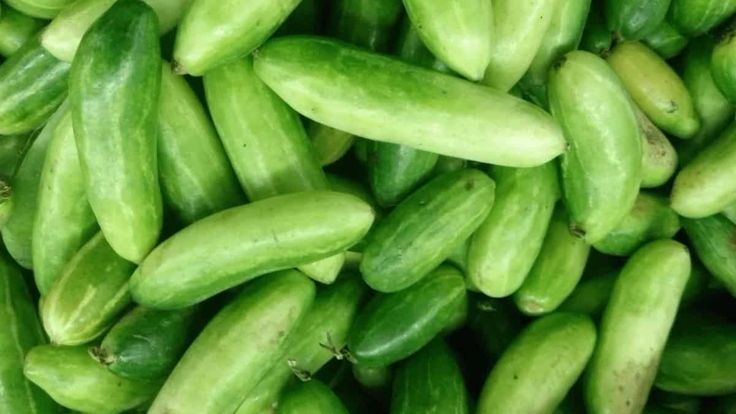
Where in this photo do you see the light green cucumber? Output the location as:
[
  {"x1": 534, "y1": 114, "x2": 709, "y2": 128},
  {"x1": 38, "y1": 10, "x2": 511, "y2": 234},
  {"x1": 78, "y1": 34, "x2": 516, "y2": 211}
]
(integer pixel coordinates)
[
  {"x1": 585, "y1": 240, "x2": 691, "y2": 414},
  {"x1": 635, "y1": 106, "x2": 678, "y2": 188},
  {"x1": 604, "y1": 0, "x2": 671, "y2": 40},
  {"x1": 558, "y1": 270, "x2": 618, "y2": 316},
  {"x1": 326, "y1": 174, "x2": 379, "y2": 213},
  {"x1": 581, "y1": 1, "x2": 613, "y2": 55},
  {"x1": 0, "y1": 5, "x2": 44, "y2": 57},
  {"x1": 669, "y1": 0, "x2": 736, "y2": 36},
  {"x1": 253, "y1": 36, "x2": 566, "y2": 167},
  {"x1": 4, "y1": 0, "x2": 74, "y2": 19},
  {"x1": 712, "y1": 21, "x2": 736, "y2": 104},
  {"x1": 274, "y1": 0, "x2": 321, "y2": 36},
  {"x1": 548, "y1": 50, "x2": 642, "y2": 243},
  {"x1": 682, "y1": 214, "x2": 736, "y2": 295},
  {"x1": 467, "y1": 163, "x2": 559, "y2": 298},
  {"x1": 642, "y1": 20, "x2": 688, "y2": 59},
  {"x1": 309, "y1": 121, "x2": 355, "y2": 167},
  {"x1": 279, "y1": 380, "x2": 349, "y2": 414}
]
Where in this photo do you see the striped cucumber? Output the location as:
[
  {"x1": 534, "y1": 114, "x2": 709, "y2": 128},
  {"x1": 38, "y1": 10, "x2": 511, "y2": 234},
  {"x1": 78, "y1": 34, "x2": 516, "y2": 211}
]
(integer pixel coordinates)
[
  {"x1": 669, "y1": 0, "x2": 736, "y2": 36},
  {"x1": 361, "y1": 169, "x2": 494, "y2": 292},
  {"x1": 279, "y1": 380, "x2": 349, "y2": 414},
  {"x1": 581, "y1": 1, "x2": 613, "y2": 55},
  {"x1": 604, "y1": 0, "x2": 671, "y2": 40},
  {"x1": 712, "y1": 20, "x2": 736, "y2": 104},
  {"x1": 635, "y1": 106, "x2": 678, "y2": 188},
  {"x1": 642, "y1": 20, "x2": 688, "y2": 59},
  {"x1": 4, "y1": 0, "x2": 75, "y2": 19},
  {"x1": 682, "y1": 214, "x2": 736, "y2": 295},
  {"x1": 548, "y1": 50, "x2": 642, "y2": 243},
  {"x1": 0, "y1": 5, "x2": 44, "y2": 57}
]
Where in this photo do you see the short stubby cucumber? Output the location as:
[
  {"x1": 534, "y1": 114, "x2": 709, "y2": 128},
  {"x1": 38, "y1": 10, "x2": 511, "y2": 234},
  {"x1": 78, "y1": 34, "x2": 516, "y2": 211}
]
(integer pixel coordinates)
[
  {"x1": 581, "y1": 2, "x2": 613, "y2": 55},
  {"x1": 253, "y1": 36, "x2": 567, "y2": 167},
  {"x1": 642, "y1": 20, "x2": 688, "y2": 59},
  {"x1": 669, "y1": 0, "x2": 736, "y2": 36},
  {"x1": 585, "y1": 240, "x2": 691, "y2": 414},
  {"x1": 361, "y1": 169, "x2": 494, "y2": 292},
  {"x1": 4, "y1": 0, "x2": 74, "y2": 19},
  {"x1": 548, "y1": 50, "x2": 642, "y2": 243},
  {"x1": 70, "y1": 0, "x2": 163, "y2": 263},
  {"x1": 130, "y1": 191, "x2": 374, "y2": 309},
  {"x1": 604, "y1": 0, "x2": 671, "y2": 40},
  {"x1": 279, "y1": 380, "x2": 350, "y2": 414},
  {"x1": 0, "y1": 5, "x2": 44, "y2": 57},
  {"x1": 467, "y1": 163, "x2": 559, "y2": 298},
  {"x1": 682, "y1": 214, "x2": 736, "y2": 295},
  {"x1": 634, "y1": 106, "x2": 678, "y2": 188},
  {"x1": 712, "y1": 21, "x2": 736, "y2": 104}
]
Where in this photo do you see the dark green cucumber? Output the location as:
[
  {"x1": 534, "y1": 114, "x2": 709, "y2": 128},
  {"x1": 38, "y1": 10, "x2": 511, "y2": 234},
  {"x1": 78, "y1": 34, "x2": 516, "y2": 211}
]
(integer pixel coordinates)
[
  {"x1": 0, "y1": 133, "x2": 31, "y2": 179},
  {"x1": 712, "y1": 20, "x2": 736, "y2": 105},
  {"x1": 682, "y1": 214, "x2": 736, "y2": 295},
  {"x1": 275, "y1": 0, "x2": 321, "y2": 36},
  {"x1": 467, "y1": 295, "x2": 524, "y2": 358},
  {"x1": 581, "y1": 1, "x2": 613, "y2": 55},
  {"x1": 391, "y1": 339, "x2": 469, "y2": 414},
  {"x1": 604, "y1": 0, "x2": 670, "y2": 40},
  {"x1": 327, "y1": 0, "x2": 404, "y2": 52},
  {"x1": 708, "y1": 394, "x2": 736, "y2": 413},
  {"x1": 279, "y1": 380, "x2": 349, "y2": 414},
  {"x1": 347, "y1": 265, "x2": 467, "y2": 367},
  {"x1": 669, "y1": 0, "x2": 736, "y2": 36},
  {"x1": 4, "y1": 0, "x2": 75, "y2": 19},
  {"x1": 0, "y1": 180, "x2": 11, "y2": 228},
  {"x1": 635, "y1": 106, "x2": 678, "y2": 189},
  {"x1": 0, "y1": 5, "x2": 44, "y2": 57},
  {"x1": 352, "y1": 364, "x2": 392, "y2": 389},
  {"x1": 394, "y1": 16, "x2": 453, "y2": 73},
  {"x1": 558, "y1": 270, "x2": 618, "y2": 316},
  {"x1": 642, "y1": 20, "x2": 688, "y2": 59},
  {"x1": 361, "y1": 169, "x2": 494, "y2": 292}
]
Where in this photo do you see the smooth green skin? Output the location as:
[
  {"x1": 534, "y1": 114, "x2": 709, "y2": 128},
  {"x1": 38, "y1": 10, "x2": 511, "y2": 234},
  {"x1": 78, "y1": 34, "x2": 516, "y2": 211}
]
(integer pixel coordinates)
[
  {"x1": 280, "y1": 380, "x2": 349, "y2": 414},
  {"x1": 70, "y1": 0, "x2": 162, "y2": 264},
  {"x1": 548, "y1": 50, "x2": 642, "y2": 244},
  {"x1": 559, "y1": 271, "x2": 618, "y2": 316},
  {"x1": 0, "y1": 38, "x2": 69, "y2": 135},
  {"x1": 367, "y1": 140, "x2": 439, "y2": 207},
  {"x1": 32, "y1": 110, "x2": 97, "y2": 296},
  {"x1": 581, "y1": 2, "x2": 613, "y2": 55},
  {"x1": 519, "y1": 0, "x2": 591, "y2": 108},
  {"x1": 403, "y1": 0, "x2": 492, "y2": 80},
  {"x1": 254, "y1": 36, "x2": 566, "y2": 167},
  {"x1": 672, "y1": 124, "x2": 736, "y2": 218},
  {"x1": 328, "y1": 0, "x2": 404, "y2": 52},
  {"x1": 0, "y1": 6, "x2": 44, "y2": 57},
  {"x1": 712, "y1": 28, "x2": 736, "y2": 104},
  {"x1": 642, "y1": 20, "x2": 688, "y2": 59},
  {"x1": 391, "y1": 339, "x2": 469, "y2": 414},
  {"x1": 4, "y1": 0, "x2": 74, "y2": 19},
  {"x1": 514, "y1": 205, "x2": 591, "y2": 316},
  {"x1": 348, "y1": 265, "x2": 466, "y2": 367},
  {"x1": 158, "y1": 61, "x2": 244, "y2": 224},
  {"x1": 467, "y1": 163, "x2": 559, "y2": 298},
  {"x1": 607, "y1": 41, "x2": 700, "y2": 139},
  {"x1": 594, "y1": 192, "x2": 680, "y2": 256},
  {"x1": 647, "y1": 390, "x2": 702, "y2": 414},
  {"x1": 0, "y1": 253, "x2": 58, "y2": 414},
  {"x1": 353, "y1": 364, "x2": 392, "y2": 389},
  {"x1": 635, "y1": 106, "x2": 678, "y2": 188},
  {"x1": 41, "y1": 232, "x2": 135, "y2": 346},
  {"x1": 656, "y1": 313, "x2": 736, "y2": 396},
  {"x1": 478, "y1": 313, "x2": 597, "y2": 414},
  {"x1": 24, "y1": 345, "x2": 160, "y2": 414},
  {"x1": 0, "y1": 133, "x2": 31, "y2": 179},
  {"x1": 361, "y1": 169, "x2": 495, "y2": 292},
  {"x1": 130, "y1": 191, "x2": 374, "y2": 309},
  {"x1": 309, "y1": 122, "x2": 354, "y2": 166},
  {"x1": 724, "y1": 202, "x2": 736, "y2": 223},
  {"x1": 0, "y1": 182, "x2": 11, "y2": 228},
  {"x1": 234, "y1": 276, "x2": 367, "y2": 414},
  {"x1": 1, "y1": 102, "x2": 66, "y2": 269},
  {"x1": 483, "y1": 0, "x2": 558, "y2": 91},
  {"x1": 275, "y1": 0, "x2": 320, "y2": 36},
  {"x1": 682, "y1": 214, "x2": 736, "y2": 295},
  {"x1": 149, "y1": 271, "x2": 315, "y2": 414},
  {"x1": 604, "y1": 0, "x2": 670, "y2": 40},
  {"x1": 395, "y1": 17, "x2": 453, "y2": 73},
  {"x1": 585, "y1": 240, "x2": 691, "y2": 414},
  {"x1": 669, "y1": 0, "x2": 736, "y2": 35},
  {"x1": 326, "y1": 174, "x2": 378, "y2": 211}
]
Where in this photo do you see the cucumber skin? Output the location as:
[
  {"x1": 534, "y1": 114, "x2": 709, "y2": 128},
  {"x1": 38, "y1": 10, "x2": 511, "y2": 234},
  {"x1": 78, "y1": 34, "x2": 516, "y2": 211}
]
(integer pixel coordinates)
[
  {"x1": 682, "y1": 214, "x2": 736, "y2": 295},
  {"x1": 642, "y1": 20, "x2": 688, "y2": 59},
  {"x1": 0, "y1": 5, "x2": 44, "y2": 57},
  {"x1": 712, "y1": 27, "x2": 736, "y2": 104},
  {"x1": 361, "y1": 169, "x2": 495, "y2": 292},
  {"x1": 581, "y1": 2, "x2": 613, "y2": 56},
  {"x1": 635, "y1": 106, "x2": 678, "y2": 189},
  {"x1": 70, "y1": 0, "x2": 163, "y2": 264},
  {"x1": 4, "y1": 0, "x2": 75, "y2": 19},
  {"x1": 604, "y1": 0, "x2": 671, "y2": 40},
  {"x1": 328, "y1": 0, "x2": 404, "y2": 52},
  {"x1": 279, "y1": 380, "x2": 349, "y2": 414},
  {"x1": 0, "y1": 133, "x2": 31, "y2": 180},
  {"x1": 669, "y1": 0, "x2": 736, "y2": 36}
]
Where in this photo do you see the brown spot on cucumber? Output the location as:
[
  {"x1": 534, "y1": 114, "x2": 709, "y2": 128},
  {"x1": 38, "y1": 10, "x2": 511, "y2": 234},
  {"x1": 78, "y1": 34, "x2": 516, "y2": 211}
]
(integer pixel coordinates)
[
  {"x1": 88, "y1": 346, "x2": 116, "y2": 366},
  {"x1": 569, "y1": 224, "x2": 586, "y2": 239},
  {"x1": 464, "y1": 179, "x2": 476, "y2": 191},
  {"x1": 552, "y1": 56, "x2": 567, "y2": 71}
]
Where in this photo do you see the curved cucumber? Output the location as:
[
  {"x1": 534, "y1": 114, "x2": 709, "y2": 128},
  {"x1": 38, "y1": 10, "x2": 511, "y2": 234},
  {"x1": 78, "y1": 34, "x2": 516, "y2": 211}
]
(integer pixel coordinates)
[
  {"x1": 682, "y1": 214, "x2": 736, "y2": 295},
  {"x1": 635, "y1": 106, "x2": 678, "y2": 188},
  {"x1": 548, "y1": 50, "x2": 642, "y2": 243},
  {"x1": 669, "y1": 0, "x2": 736, "y2": 35},
  {"x1": 309, "y1": 122, "x2": 355, "y2": 167},
  {"x1": 642, "y1": 20, "x2": 688, "y2": 59},
  {"x1": 4, "y1": 0, "x2": 74, "y2": 19},
  {"x1": 70, "y1": 0, "x2": 162, "y2": 263},
  {"x1": 361, "y1": 169, "x2": 494, "y2": 292},
  {"x1": 0, "y1": 5, "x2": 44, "y2": 57},
  {"x1": 130, "y1": 191, "x2": 374, "y2": 309},
  {"x1": 279, "y1": 380, "x2": 349, "y2": 414},
  {"x1": 581, "y1": 1, "x2": 613, "y2": 55},
  {"x1": 347, "y1": 265, "x2": 467, "y2": 367},
  {"x1": 585, "y1": 240, "x2": 691, "y2": 414},
  {"x1": 559, "y1": 270, "x2": 618, "y2": 316},
  {"x1": 604, "y1": 0, "x2": 670, "y2": 40},
  {"x1": 253, "y1": 36, "x2": 566, "y2": 167},
  {"x1": 467, "y1": 163, "x2": 559, "y2": 298},
  {"x1": 607, "y1": 41, "x2": 699, "y2": 139},
  {"x1": 328, "y1": 0, "x2": 404, "y2": 52},
  {"x1": 477, "y1": 313, "x2": 596, "y2": 413},
  {"x1": 148, "y1": 270, "x2": 315, "y2": 414},
  {"x1": 712, "y1": 23, "x2": 736, "y2": 104}
]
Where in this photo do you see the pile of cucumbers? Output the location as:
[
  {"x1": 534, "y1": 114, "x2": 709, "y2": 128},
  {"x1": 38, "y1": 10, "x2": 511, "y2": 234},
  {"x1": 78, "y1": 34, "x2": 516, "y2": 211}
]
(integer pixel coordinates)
[{"x1": 2, "y1": 0, "x2": 736, "y2": 413}]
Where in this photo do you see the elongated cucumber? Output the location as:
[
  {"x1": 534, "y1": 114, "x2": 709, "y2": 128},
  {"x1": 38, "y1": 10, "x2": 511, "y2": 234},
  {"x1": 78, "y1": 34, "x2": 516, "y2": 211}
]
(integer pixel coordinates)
[
  {"x1": 279, "y1": 380, "x2": 349, "y2": 414},
  {"x1": 604, "y1": 0, "x2": 671, "y2": 40},
  {"x1": 669, "y1": 0, "x2": 736, "y2": 35},
  {"x1": 0, "y1": 5, "x2": 44, "y2": 57},
  {"x1": 0, "y1": 180, "x2": 11, "y2": 228},
  {"x1": 682, "y1": 214, "x2": 736, "y2": 295}
]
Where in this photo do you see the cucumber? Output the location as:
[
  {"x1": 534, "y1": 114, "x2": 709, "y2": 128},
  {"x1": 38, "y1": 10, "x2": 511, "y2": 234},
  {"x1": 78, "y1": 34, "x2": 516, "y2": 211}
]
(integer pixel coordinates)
[
  {"x1": 581, "y1": 1, "x2": 613, "y2": 55},
  {"x1": 712, "y1": 21, "x2": 736, "y2": 104},
  {"x1": 148, "y1": 270, "x2": 315, "y2": 414},
  {"x1": 395, "y1": 17, "x2": 453, "y2": 73},
  {"x1": 32, "y1": 108, "x2": 97, "y2": 296},
  {"x1": 709, "y1": 395, "x2": 736, "y2": 414},
  {"x1": 0, "y1": 38, "x2": 69, "y2": 135},
  {"x1": 41, "y1": 232, "x2": 135, "y2": 345},
  {"x1": 585, "y1": 240, "x2": 691, "y2": 414},
  {"x1": 326, "y1": 174, "x2": 379, "y2": 213},
  {"x1": 353, "y1": 364, "x2": 392, "y2": 389},
  {"x1": 482, "y1": 0, "x2": 558, "y2": 91},
  {"x1": 309, "y1": 121, "x2": 355, "y2": 167},
  {"x1": 724, "y1": 202, "x2": 736, "y2": 224},
  {"x1": 361, "y1": 169, "x2": 494, "y2": 292},
  {"x1": 130, "y1": 191, "x2": 374, "y2": 309},
  {"x1": 642, "y1": 20, "x2": 688, "y2": 59},
  {"x1": 24, "y1": 345, "x2": 160, "y2": 413},
  {"x1": 0, "y1": 133, "x2": 31, "y2": 179},
  {"x1": 682, "y1": 214, "x2": 736, "y2": 295},
  {"x1": 0, "y1": 252, "x2": 58, "y2": 413},
  {"x1": 467, "y1": 295, "x2": 525, "y2": 358},
  {"x1": 367, "y1": 140, "x2": 439, "y2": 208},
  {"x1": 279, "y1": 380, "x2": 349, "y2": 414},
  {"x1": 604, "y1": 0, "x2": 671, "y2": 40},
  {"x1": 0, "y1": 5, "x2": 44, "y2": 57},
  {"x1": 607, "y1": 41, "x2": 700, "y2": 139},
  {"x1": 558, "y1": 270, "x2": 618, "y2": 316},
  {"x1": 467, "y1": 163, "x2": 559, "y2": 298},
  {"x1": 391, "y1": 339, "x2": 469, "y2": 414},
  {"x1": 347, "y1": 265, "x2": 467, "y2": 367},
  {"x1": 253, "y1": 36, "x2": 566, "y2": 167},
  {"x1": 275, "y1": 0, "x2": 321, "y2": 36},
  {"x1": 477, "y1": 313, "x2": 597, "y2": 413},
  {"x1": 158, "y1": 60, "x2": 244, "y2": 225},
  {"x1": 0, "y1": 180, "x2": 11, "y2": 228},
  {"x1": 70, "y1": 0, "x2": 162, "y2": 263},
  {"x1": 4, "y1": 0, "x2": 74, "y2": 19},
  {"x1": 669, "y1": 0, "x2": 736, "y2": 36},
  {"x1": 635, "y1": 106, "x2": 678, "y2": 188},
  {"x1": 327, "y1": 0, "x2": 404, "y2": 52},
  {"x1": 548, "y1": 50, "x2": 642, "y2": 243},
  {"x1": 593, "y1": 192, "x2": 680, "y2": 256}
]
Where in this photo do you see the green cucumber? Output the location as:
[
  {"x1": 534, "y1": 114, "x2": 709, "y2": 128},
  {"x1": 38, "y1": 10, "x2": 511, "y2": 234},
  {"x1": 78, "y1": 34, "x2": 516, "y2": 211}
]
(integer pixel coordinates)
[
  {"x1": 24, "y1": 345, "x2": 160, "y2": 413},
  {"x1": 309, "y1": 121, "x2": 355, "y2": 167},
  {"x1": 4, "y1": 0, "x2": 73, "y2": 19},
  {"x1": 391, "y1": 338, "x2": 468, "y2": 414},
  {"x1": 635, "y1": 106, "x2": 678, "y2": 188},
  {"x1": 0, "y1": 252, "x2": 58, "y2": 413},
  {"x1": 0, "y1": 38, "x2": 69, "y2": 135},
  {"x1": 607, "y1": 41, "x2": 700, "y2": 139},
  {"x1": 361, "y1": 169, "x2": 494, "y2": 292},
  {"x1": 724, "y1": 202, "x2": 736, "y2": 223},
  {"x1": 32, "y1": 108, "x2": 97, "y2": 295},
  {"x1": 148, "y1": 270, "x2": 315, "y2": 414},
  {"x1": 467, "y1": 295, "x2": 524, "y2": 357},
  {"x1": 477, "y1": 313, "x2": 596, "y2": 413},
  {"x1": 593, "y1": 192, "x2": 680, "y2": 256},
  {"x1": 395, "y1": 17, "x2": 453, "y2": 73},
  {"x1": 327, "y1": 0, "x2": 404, "y2": 52},
  {"x1": 446, "y1": 236, "x2": 469, "y2": 272},
  {"x1": 347, "y1": 265, "x2": 467, "y2": 367},
  {"x1": 642, "y1": 20, "x2": 688, "y2": 59},
  {"x1": 647, "y1": 390, "x2": 702, "y2": 414},
  {"x1": 482, "y1": 0, "x2": 558, "y2": 91},
  {"x1": 326, "y1": 174, "x2": 379, "y2": 212},
  {"x1": 130, "y1": 191, "x2": 374, "y2": 309},
  {"x1": 352, "y1": 364, "x2": 392, "y2": 389},
  {"x1": 558, "y1": 270, "x2": 618, "y2": 316},
  {"x1": 0, "y1": 180, "x2": 11, "y2": 228},
  {"x1": 514, "y1": 204, "x2": 591, "y2": 315},
  {"x1": 709, "y1": 394, "x2": 736, "y2": 413},
  {"x1": 581, "y1": 1, "x2": 613, "y2": 55},
  {"x1": 41, "y1": 232, "x2": 135, "y2": 345},
  {"x1": 604, "y1": 0, "x2": 670, "y2": 40},
  {"x1": 712, "y1": 21, "x2": 736, "y2": 104},
  {"x1": 275, "y1": 0, "x2": 321, "y2": 36},
  {"x1": 367, "y1": 141, "x2": 439, "y2": 207},
  {"x1": 548, "y1": 50, "x2": 642, "y2": 243},
  {"x1": 585, "y1": 240, "x2": 691, "y2": 414},
  {"x1": 0, "y1": 133, "x2": 31, "y2": 179},
  {"x1": 158, "y1": 60, "x2": 244, "y2": 224},
  {"x1": 669, "y1": 0, "x2": 736, "y2": 36},
  {"x1": 253, "y1": 36, "x2": 566, "y2": 167},
  {"x1": 70, "y1": 0, "x2": 162, "y2": 263},
  {"x1": 467, "y1": 163, "x2": 559, "y2": 298},
  {"x1": 279, "y1": 380, "x2": 349, "y2": 414},
  {"x1": 682, "y1": 214, "x2": 736, "y2": 295},
  {"x1": 0, "y1": 5, "x2": 44, "y2": 57}
]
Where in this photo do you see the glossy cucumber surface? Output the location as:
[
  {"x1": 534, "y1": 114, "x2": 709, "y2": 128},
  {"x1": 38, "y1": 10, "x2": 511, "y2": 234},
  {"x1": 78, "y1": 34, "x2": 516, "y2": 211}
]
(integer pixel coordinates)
[{"x1": 669, "y1": 0, "x2": 736, "y2": 36}]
